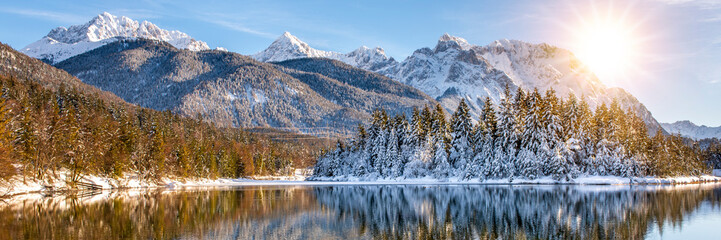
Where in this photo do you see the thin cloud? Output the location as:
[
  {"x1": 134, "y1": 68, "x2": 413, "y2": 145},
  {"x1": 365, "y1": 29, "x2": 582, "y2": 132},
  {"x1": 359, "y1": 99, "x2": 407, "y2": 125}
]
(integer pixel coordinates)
[
  {"x1": 0, "y1": 8, "x2": 86, "y2": 24},
  {"x1": 202, "y1": 18, "x2": 276, "y2": 39},
  {"x1": 108, "y1": 9, "x2": 164, "y2": 20},
  {"x1": 699, "y1": 14, "x2": 721, "y2": 21},
  {"x1": 653, "y1": 0, "x2": 721, "y2": 9}
]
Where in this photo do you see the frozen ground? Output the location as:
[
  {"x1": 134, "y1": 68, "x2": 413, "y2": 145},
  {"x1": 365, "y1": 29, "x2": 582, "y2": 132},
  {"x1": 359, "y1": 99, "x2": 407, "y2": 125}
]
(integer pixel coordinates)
[{"x1": 2, "y1": 169, "x2": 720, "y2": 199}]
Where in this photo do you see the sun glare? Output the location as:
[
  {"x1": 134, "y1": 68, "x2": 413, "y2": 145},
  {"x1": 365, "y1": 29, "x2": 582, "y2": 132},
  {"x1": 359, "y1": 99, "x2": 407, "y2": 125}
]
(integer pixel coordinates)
[
  {"x1": 574, "y1": 20, "x2": 638, "y2": 85},
  {"x1": 565, "y1": 1, "x2": 648, "y2": 87}
]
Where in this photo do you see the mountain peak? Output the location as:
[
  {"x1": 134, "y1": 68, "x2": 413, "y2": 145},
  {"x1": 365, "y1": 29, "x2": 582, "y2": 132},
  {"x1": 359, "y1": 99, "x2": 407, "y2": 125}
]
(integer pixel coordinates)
[
  {"x1": 22, "y1": 12, "x2": 210, "y2": 64},
  {"x1": 253, "y1": 32, "x2": 319, "y2": 62},
  {"x1": 662, "y1": 120, "x2": 721, "y2": 140},
  {"x1": 253, "y1": 32, "x2": 396, "y2": 71},
  {"x1": 435, "y1": 33, "x2": 472, "y2": 52},
  {"x1": 273, "y1": 32, "x2": 309, "y2": 49},
  {"x1": 281, "y1": 31, "x2": 294, "y2": 38}
]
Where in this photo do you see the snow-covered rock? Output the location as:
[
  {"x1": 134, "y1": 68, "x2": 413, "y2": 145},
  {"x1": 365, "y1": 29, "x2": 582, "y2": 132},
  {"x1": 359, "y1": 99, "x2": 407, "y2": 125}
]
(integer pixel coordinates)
[
  {"x1": 21, "y1": 12, "x2": 210, "y2": 64},
  {"x1": 662, "y1": 120, "x2": 721, "y2": 140},
  {"x1": 252, "y1": 32, "x2": 397, "y2": 71}
]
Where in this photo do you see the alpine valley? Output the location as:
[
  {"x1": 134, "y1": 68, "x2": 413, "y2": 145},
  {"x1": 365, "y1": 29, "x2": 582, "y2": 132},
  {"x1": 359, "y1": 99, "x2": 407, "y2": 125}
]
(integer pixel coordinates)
[{"x1": 4, "y1": 4, "x2": 721, "y2": 240}]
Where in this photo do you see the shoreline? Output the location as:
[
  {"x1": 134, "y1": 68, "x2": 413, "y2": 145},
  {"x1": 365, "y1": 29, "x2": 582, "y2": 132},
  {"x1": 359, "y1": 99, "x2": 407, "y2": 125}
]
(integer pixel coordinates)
[{"x1": 3, "y1": 174, "x2": 720, "y2": 199}]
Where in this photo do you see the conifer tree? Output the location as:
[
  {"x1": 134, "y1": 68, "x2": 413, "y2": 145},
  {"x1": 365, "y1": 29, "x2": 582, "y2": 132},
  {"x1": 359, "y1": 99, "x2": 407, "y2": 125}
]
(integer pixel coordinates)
[
  {"x1": 494, "y1": 85, "x2": 517, "y2": 178},
  {"x1": 432, "y1": 135, "x2": 450, "y2": 179},
  {"x1": 0, "y1": 97, "x2": 13, "y2": 179},
  {"x1": 387, "y1": 128, "x2": 403, "y2": 178},
  {"x1": 520, "y1": 89, "x2": 545, "y2": 178},
  {"x1": 449, "y1": 99, "x2": 472, "y2": 174}
]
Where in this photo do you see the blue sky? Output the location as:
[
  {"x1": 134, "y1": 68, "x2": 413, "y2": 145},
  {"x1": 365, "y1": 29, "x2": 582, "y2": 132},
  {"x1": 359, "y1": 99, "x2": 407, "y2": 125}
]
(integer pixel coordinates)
[{"x1": 1, "y1": 0, "x2": 721, "y2": 126}]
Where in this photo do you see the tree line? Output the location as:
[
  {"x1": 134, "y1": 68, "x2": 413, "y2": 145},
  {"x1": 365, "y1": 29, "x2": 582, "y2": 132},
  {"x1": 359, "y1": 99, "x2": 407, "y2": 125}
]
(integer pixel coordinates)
[
  {"x1": 312, "y1": 86, "x2": 708, "y2": 181},
  {"x1": 0, "y1": 74, "x2": 324, "y2": 183}
]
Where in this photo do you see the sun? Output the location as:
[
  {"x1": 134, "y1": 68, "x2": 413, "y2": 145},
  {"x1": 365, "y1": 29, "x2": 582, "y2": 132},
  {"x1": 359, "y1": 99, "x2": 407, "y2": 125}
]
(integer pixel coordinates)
[
  {"x1": 562, "y1": 0, "x2": 650, "y2": 87},
  {"x1": 574, "y1": 19, "x2": 639, "y2": 85}
]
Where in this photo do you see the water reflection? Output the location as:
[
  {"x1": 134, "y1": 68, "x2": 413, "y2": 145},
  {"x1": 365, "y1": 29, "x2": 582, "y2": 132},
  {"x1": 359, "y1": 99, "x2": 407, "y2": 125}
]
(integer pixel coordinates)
[{"x1": 1, "y1": 184, "x2": 720, "y2": 239}]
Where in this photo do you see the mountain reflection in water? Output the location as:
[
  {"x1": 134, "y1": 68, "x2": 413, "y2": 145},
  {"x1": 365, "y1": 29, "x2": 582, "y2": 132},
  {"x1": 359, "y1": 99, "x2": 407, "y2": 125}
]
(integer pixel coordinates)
[{"x1": 1, "y1": 184, "x2": 720, "y2": 239}]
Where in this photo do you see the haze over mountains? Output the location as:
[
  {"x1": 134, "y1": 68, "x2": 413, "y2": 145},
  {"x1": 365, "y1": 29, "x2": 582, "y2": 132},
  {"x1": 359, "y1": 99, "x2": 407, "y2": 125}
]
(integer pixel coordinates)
[
  {"x1": 18, "y1": 12, "x2": 676, "y2": 136},
  {"x1": 661, "y1": 121, "x2": 721, "y2": 140}
]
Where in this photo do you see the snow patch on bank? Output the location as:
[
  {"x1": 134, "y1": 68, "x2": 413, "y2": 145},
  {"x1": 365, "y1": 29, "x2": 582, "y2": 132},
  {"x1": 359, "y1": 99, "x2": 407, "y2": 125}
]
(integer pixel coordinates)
[
  {"x1": 309, "y1": 175, "x2": 721, "y2": 185},
  {"x1": 3, "y1": 172, "x2": 720, "y2": 198}
]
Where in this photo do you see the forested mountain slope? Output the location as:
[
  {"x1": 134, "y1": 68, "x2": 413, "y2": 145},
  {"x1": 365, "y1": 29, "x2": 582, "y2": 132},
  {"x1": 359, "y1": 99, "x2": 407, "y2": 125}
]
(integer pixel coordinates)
[
  {"x1": 56, "y1": 39, "x2": 435, "y2": 137},
  {"x1": 0, "y1": 42, "x2": 124, "y2": 104},
  {"x1": 0, "y1": 42, "x2": 326, "y2": 181}
]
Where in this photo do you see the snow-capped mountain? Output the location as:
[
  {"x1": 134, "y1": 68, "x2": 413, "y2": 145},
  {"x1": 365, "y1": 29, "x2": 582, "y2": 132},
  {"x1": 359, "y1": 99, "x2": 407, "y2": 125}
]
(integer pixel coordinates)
[
  {"x1": 252, "y1": 32, "x2": 663, "y2": 133},
  {"x1": 661, "y1": 121, "x2": 721, "y2": 140},
  {"x1": 252, "y1": 32, "x2": 397, "y2": 71},
  {"x1": 378, "y1": 34, "x2": 663, "y2": 133},
  {"x1": 21, "y1": 12, "x2": 209, "y2": 64},
  {"x1": 55, "y1": 39, "x2": 434, "y2": 137}
]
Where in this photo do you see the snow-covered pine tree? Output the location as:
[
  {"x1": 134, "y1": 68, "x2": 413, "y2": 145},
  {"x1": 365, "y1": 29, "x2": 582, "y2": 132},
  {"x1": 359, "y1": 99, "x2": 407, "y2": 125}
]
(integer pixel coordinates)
[
  {"x1": 519, "y1": 89, "x2": 545, "y2": 179},
  {"x1": 493, "y1": 85, "x2": 517, "y2": 179},
  {"x1": 561, "y1": 94, "x2": 582, "y2": 171},
  {"x1": 431, "y1": 104, "x2": 448, "y2": 140},
  {"x1": 426, "y1": 103, "x2": 450, "y2": 178},
  {"x1": 480, "y1": 97, "x2": 498, "y2": 179},
  {"x1": 402, "y1": 111, "x2": 420, "y2": 165},
  {"x1": 512, "y1": 88, "x2": 528, "y2": 176},
  {"x1": 330, "y1": 140, "x2": 345, "y2": 177},
  {"x1": 543, "y1": 89, "x2": 567, "y2": 177},
  {"x1": 352, "y1": 124, "x2": 370, "y2": 176},
  {"x1": 386, "y1": 128, "x2": 403, "y2": 178},
  {"x1": 373, "y1": 126, "x2": 389, "y2": 177},
  {"x1": 404, "y1": 137, "x2": 432, "y2": 178},
  {"x1": 449, "y1": 99, "x2": 472, "y2": 176},
  {"x1": 432, "y1": 135, "x2": 450, "y2": 179},
  {"x1": 420, "y1": 105, "x2": 433, "y2": 139},
  {"x1": 393, "y1": 114, "x2": 409, "y2": 163},
  {"x1": 366, "y1": 109, "x2": 389, "y2": 178},
  {"x1": 464, "y1": 98, "x2": 496, "y2": 180},
  {"x1": 577, "y1": 98, "x2": 595, "y2": 174},
  {"x1": 550, "y1": 147, "x2": 570, "y2": 181},
  {"x1": 625, "y1": 110, "x2": 649, "y2": 176}
]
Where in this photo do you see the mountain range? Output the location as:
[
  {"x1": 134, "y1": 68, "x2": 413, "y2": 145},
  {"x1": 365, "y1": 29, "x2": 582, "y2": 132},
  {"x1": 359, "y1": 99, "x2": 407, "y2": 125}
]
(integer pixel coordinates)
[
  {"x1": 18, "y1": 12, "x2": 671, "y2": 136},
  {"x1": 252, "y1": 32, "x2": 397, "y2": 72},
  {"x1": 661, "y1": 121, "x2": 721, "y2": 140},
  {"x1": 21, "y1": 12, "x2": 209, "y2": 64},
  {"x1": 252, "y1": 32, "x2": 665, "y2": 134},
  {"x1": 53, "y1": 39, "x2": 434, "y2": 137}
]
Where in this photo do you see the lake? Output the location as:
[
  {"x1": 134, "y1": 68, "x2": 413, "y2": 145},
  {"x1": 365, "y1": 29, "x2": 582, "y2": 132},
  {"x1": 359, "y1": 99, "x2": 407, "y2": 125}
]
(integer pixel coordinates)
[{"x1": 1, "y1": 183, "x2": 720, "y2": 239}]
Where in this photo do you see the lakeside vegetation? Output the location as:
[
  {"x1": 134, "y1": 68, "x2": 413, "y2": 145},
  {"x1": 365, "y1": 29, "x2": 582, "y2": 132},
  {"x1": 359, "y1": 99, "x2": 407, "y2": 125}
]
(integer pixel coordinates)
[
  {"x1": 313, "y1": 86, "x2": 714, "y2": 180},
  {"x1": 0, "y1": 74, "x2": 328, "y2": 184}
]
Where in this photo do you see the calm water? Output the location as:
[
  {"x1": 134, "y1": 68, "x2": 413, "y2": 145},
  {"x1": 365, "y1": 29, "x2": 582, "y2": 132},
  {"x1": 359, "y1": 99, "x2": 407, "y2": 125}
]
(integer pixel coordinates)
[{"x1": 1, "y1": 184, "x2": 721, "y2": 240}]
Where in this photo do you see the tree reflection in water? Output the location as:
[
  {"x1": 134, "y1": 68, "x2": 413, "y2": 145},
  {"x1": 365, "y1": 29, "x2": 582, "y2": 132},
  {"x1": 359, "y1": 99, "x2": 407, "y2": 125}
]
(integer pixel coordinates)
[{"x1": 0, "y1": 184, "x2": 719, "y2": 239}]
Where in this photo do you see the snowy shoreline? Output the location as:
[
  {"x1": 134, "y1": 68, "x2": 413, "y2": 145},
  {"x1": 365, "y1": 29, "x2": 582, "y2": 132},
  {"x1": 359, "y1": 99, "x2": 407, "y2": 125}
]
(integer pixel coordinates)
[{"x1": 3, "y1": 173, "x2": 720, "y2": 199}]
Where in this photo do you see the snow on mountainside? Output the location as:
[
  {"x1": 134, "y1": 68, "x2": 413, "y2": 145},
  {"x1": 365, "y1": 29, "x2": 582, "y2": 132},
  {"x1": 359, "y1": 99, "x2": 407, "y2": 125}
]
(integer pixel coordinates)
[
  {"x1": 55, "y1": 39, "x2": 434, "y2": 137},
  {"x1": 252, "y1": 32, "x2": 397, "y2": 71},
  {"x1": 661, "y1": 121, "x2": 721, "y2": 140},
  {"x1": 21, "y1": 12, "x2": 209, "y2": 64},
  {"x1": 378, "y1": 34, "x2": 664, "y2": 134},
  {"x1": 252, "y1": 32, "x2": 664, "y2": 133}
]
